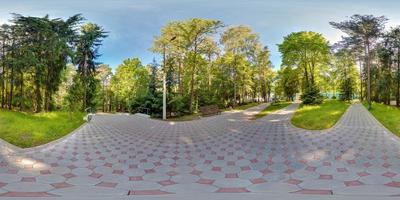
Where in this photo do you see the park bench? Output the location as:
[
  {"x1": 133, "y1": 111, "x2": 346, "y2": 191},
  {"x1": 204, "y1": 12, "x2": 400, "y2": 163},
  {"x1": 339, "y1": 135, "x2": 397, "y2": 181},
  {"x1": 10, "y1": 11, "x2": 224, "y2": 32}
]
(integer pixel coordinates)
[{"x1": 199, "y1": 105, "x2": 221, "y2": 116}]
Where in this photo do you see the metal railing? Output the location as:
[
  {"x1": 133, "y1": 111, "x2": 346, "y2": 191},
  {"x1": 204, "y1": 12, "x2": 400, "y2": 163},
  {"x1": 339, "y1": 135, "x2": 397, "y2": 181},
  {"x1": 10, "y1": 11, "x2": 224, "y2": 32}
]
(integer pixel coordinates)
[{"x1": 137, "y1": 107, "x2": 150, "y2": 115}]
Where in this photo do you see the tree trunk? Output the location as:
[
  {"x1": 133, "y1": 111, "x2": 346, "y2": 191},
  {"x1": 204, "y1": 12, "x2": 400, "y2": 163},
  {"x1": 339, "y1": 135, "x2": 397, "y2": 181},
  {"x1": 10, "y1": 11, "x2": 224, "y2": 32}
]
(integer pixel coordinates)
[
  {"x1": 178, "y1": 57, "x2": 183, "y2": 96},
  {"x1": 359, "y1": 60, "x2": 363, "y2": 101},
  {"x1": 1, "y1": 40, "x2": 5, "y2": 108},
  {"x1": 397, "y1": 50, "x2": 400, "y2": 107},
  {"x1": 109, "y1": 93, "x2": 112, "y2": 112},
  {"x1": 189, "y1": 48, "x2": 197, "y2": 113},
  {"x1": 19, "y1": 71, "x2": 23, "y2": 111},
  {"x1": 102, "y1": 81, "x2": 105, "y2": 112},
  {"x1": 366, "y1": 41, "x2": 371, "y2": 110},
  {"x1": 35, "y1": 79, "x2": 41, "y2": 112},
  {"x1": 8, "y1": 64, "x2": 14, "y2": 110},
  {"x1": 44, "y1": 65, "x2": 51, "y2": 111}
]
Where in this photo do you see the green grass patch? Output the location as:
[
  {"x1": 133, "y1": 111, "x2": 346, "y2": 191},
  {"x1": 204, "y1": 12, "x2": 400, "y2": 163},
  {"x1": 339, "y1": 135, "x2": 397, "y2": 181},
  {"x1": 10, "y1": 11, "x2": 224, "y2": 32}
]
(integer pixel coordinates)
[
  {"x1": 291, "y1": 100, "x2": 350, "y2": 130},
  {"x1": 166, "y1": 113, "x2": 201, "y2": 121},
  {"x1": 363, "y1": 102, "x2": 400, "y2": 137},
  {"x1": 223, "y1": 102, "x2": 262, "y2": 111},
  {"x1": 253, "y1": 102, "x2": 292, "y2": 119},
  {"x1": 0, "y1": 110, "x2": 85, "y2": 148}
]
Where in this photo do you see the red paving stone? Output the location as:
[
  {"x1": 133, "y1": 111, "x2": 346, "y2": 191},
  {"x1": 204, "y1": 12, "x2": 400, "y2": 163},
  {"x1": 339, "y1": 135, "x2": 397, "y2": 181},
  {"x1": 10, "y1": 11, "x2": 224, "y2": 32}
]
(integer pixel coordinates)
[
  {"x1": 216, "y1": 188, "x2": 250, "y2": 193},
  {"x1": 386, "y1": 182, "x2": 400, "y2": 188},
  {"x1": 225, "y1": 173, "x2": 238, "y2": 178},
  {"x1": 96, "y1": 181, "x2": 118, "y2": 188},
  {"x1": 250, "y1": 178, "x2": 266, "y2": 184},
  {"x1": 1, "y1": 192, "x2": 57, "y2": 197},
  {"x1": 129, "y1": 176, "x2": 143, "y2": 181},
  {"x1": 158, "y1": 180, "x2": 177, "y2": 186},
  {"x1": 62, "y1": 173, "x2": 76, "y2": 179},
  {"x1": 344, "y1": 180, "x2": 364, "y2": 187},
  {"x1": 319, "y1": 174, "x2": 333, "y2": 180},
  {"x1": 51, "y1": 182, "x2": 74, "y2": 189},
  {"x1": 128, "y1": 190, "x2": 172, "y2": 195},
  {"x1": 337, "y1": 168, "x2": 347, "y2": 172},
  {"x1": 21, "y1": 177, "x2": 36, "y2": 182},
  {"x1": 112, "y1": 169, "x2": 124, "y2": 175},
  {"x1": 357, "y1": 172, "x2": 370, "y2": 177},
  {"x1": 287, "y1": 179, "x2": 302, "y2": 185},
  {"x1": 40, "y1": 170, "x2": 51, "y2": 175},
  {"x1": 89, "y1": 172, "x2": 103, "y2": 178},
  {"x1": 197, "y1": 179, "x2": 215, "y2": 185},
  {"x1": 382, "y1": 172, "x2": 397, "y2": 178},
  {"x1": 293, "y1": 189, "x2": 333, "y2": 195}
]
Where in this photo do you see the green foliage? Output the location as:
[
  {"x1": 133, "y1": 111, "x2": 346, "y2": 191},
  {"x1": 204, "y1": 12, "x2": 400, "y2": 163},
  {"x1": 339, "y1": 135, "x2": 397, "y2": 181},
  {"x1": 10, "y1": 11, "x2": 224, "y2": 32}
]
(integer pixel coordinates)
[
  {"x1": 340, "y1": 77, "x2": 355, "y2": 101},
  {"x1": 276, "y1": 66, "x2": 300, "y2": 101},
  {"x1": 0, "y1": 14, "x2": 84, "y2": 112},
  {"x1": 0, "y1": 109, "x2": 84, "y2": 148},
  {"x1": 111, "y1": 57, "x2": 149, "y2": 112},
  {"x1": 331, "y1": 15, "x2": 388, "y2": 108},
  {"x1": 292, "y1": 100, "x2": 350, "y2": 130},
  {"x1": 149, "y1": 20, "x2": 274, "y2": 116},
  {"x1": 332, "y1": 49, "x2": 359, "y2": 101},
  {"x1": 278, "y1": 31, "x2": 330, "y2": 88},
  {"x1": 75, "y1": 23, "x2": 107, "y2": 110},
  {"x1": 300, "y1": 85, "x2": 323, "y2": 105},
  {"x1": 364, "y1": 102, "x2": 400, "y2": 136},
  {"x1": 65, "y1": 74, "x2": 84, "y2": 112}
]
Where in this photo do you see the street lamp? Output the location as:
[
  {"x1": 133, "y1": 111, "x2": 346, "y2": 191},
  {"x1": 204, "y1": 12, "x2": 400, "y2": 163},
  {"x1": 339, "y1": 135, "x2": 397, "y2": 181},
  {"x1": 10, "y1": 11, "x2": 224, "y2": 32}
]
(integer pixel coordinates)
[{"x1": 163, "y1": 36, "x2": 176, "y2": 120}]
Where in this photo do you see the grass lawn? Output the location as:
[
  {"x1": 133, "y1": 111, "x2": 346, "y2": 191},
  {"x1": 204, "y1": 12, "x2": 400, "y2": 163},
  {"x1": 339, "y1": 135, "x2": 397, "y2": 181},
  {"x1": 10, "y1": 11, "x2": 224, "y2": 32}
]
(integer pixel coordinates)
[
  {"x1": 166, "y1": 113, "x2": 201, "y2": 121},
  {"x1": 223, "y1": 102, "x2": 262, "y2": 111},
  {"x1": 363, "y1": 102, "x2": 400, "y2": 137},
  {"x1": 0, "y1": 110, "x2": 85, "y2": 148},
  {"x1": 291, "y1": 100, "x2": 350, "y2": 130},
  {"x1": 253, "y1": 102, "x2": 292, "y2": 119}
]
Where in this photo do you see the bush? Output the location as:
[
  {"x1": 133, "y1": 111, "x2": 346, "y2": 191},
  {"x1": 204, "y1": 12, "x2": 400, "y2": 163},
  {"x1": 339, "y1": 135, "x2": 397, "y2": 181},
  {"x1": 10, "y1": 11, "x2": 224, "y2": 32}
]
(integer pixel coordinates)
[
  {"x1": 331, "y1": 95, "x2": 337, "y2": 99},
  {"x1": 168, "y1": 95, "x2": 188, "y2": 116},
  {"x1": 340, "y1": 77, "x2": 354, "y2": 101},
  {"x1": 301, "y1": 85, "x2": 323, "y2": 105}
]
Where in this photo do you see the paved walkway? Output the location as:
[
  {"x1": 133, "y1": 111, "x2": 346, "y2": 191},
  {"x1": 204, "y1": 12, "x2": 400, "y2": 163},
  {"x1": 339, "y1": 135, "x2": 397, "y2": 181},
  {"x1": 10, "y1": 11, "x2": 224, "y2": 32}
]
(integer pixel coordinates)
[{"x1": 0, "y1": 103, "x2": 400, "y2": 198}]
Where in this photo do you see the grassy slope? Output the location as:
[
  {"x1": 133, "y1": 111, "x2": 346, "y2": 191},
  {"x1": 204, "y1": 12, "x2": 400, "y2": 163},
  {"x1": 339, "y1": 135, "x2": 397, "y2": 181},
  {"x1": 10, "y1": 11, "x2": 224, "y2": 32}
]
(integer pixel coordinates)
[
  {"x1": 223, "y1": 102, "x2": 262, "y2": 111},
  {"x1": 363, "y1": 102, "x2": 400, "y2": 137},
  {"x1": 253, "y1": 102, "x2": 292, "y2": 119},
  {"x1": 291, "y1": 100, "x2": 350, "y2": 130},
  {"x1": 166, "y1": 113, "x2": 201, "y2": 121},
  {"x1": 0, "y1": 110, "x2": 85, "y2": 148}
]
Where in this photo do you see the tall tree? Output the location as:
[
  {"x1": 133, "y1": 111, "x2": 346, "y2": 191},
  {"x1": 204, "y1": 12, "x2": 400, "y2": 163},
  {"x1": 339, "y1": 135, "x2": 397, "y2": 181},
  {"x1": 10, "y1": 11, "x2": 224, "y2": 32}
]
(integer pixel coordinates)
[
  {"x1": 111, "y1": 58, "x2": 149, "y2": 112},
  {"x1": 74, "y1": 23, "x2": 107, "y2": 110},
  {"x1": 152, "y1": 18, "x2": 222, "y2": 113},
  {"x1": 277, "y1": 66, "x2": 300, "y2": 101},
  {"x1": 96, "y1": 64, "x2": 113, "y2": 112},
  {"x1": 330, "y1": 14, "x2": 387, "y2": 109},
  {"x1": 221, "y1": 25, "x2": 260, "y2": 105},
  {"x1": 278, "y1": 31, "x2": 330, "y2": 104},
  {"x1": 384, "y1": 27, "x2": 400, "y2": 107}
]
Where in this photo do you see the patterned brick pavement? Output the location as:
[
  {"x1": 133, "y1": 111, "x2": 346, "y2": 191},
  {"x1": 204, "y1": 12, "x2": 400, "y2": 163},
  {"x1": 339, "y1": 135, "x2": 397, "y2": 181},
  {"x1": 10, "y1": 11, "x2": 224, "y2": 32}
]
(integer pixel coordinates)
[{"x1": 0, "y1": 103, "x2": 399, "y2": 198}]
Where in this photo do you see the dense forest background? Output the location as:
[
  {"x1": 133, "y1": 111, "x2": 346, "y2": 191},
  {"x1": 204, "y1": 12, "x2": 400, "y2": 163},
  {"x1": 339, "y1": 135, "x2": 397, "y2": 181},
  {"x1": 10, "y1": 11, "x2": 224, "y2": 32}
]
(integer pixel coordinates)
[{"x1": 0, "y1": 14, "x2": 399, "y2": 117}]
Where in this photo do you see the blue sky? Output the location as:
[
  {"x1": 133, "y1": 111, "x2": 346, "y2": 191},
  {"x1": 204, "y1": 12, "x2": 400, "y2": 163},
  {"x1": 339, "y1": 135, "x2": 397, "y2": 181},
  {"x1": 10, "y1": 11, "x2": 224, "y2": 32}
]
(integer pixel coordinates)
[{"x1": 1, "y1": 0, "x2": 400, "y2": 70}]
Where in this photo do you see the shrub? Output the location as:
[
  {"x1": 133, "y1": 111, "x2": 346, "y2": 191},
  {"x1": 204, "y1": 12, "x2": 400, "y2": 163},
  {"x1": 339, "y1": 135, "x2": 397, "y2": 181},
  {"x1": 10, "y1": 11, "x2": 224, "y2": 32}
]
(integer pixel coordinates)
[{"x1": 301, "y1": 85, "x2": 323, "y2": 105}]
